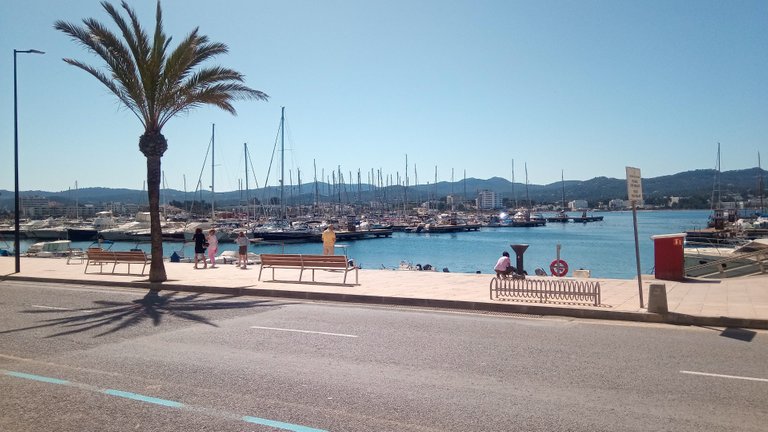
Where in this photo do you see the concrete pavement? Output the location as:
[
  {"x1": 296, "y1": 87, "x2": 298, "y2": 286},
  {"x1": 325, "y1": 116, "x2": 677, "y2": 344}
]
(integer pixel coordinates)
[{"x1": 2, "y1": 256, "x2": 767, "y2": 329}]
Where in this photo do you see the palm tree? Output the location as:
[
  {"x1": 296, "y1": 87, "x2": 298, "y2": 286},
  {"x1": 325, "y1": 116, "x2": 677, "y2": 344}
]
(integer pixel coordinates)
[{"x1": 55, "y1": 1, "x2": 268, "y2": 282}]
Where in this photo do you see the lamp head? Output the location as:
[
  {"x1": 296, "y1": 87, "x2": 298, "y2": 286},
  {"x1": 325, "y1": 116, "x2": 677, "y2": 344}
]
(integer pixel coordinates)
[{"x1": 15, "y1": 49, "x2": 45, "y2": 54}]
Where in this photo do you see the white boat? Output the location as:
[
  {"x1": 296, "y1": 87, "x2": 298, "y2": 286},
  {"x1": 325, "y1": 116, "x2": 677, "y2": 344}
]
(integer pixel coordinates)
[
  {"x1": 99, "y1": 212, "x2": 152, "y2": 241},
  {"x1": 183, "y1": 222, "x2": 231, "y2": 242},
  {"x1": 26, "y1": 240, "x2": 72, "y2": 257},
  {"x1": 685, "y1": 238, "x2": 768, "y2": 278}
]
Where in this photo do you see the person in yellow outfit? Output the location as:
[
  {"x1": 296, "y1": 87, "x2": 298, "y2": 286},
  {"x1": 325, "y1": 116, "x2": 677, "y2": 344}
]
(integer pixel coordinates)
[{"x1": 322, "y1": 224, "x2": 336, "y2": 255}]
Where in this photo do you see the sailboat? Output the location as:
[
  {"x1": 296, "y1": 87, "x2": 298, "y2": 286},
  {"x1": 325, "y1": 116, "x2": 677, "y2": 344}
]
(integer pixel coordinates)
[
  {"x1": 183, "y1": 124, "x2": 231, "y2": 243},
  {"x1": 508, "y1": 163, "x2": 546, "y2": 227},
  {"x1": 253, "y1": 107, "x2": 319, "y2": 242},
  {"x1": 547, "y1": 170, "x2": 570, "y2": 223}
]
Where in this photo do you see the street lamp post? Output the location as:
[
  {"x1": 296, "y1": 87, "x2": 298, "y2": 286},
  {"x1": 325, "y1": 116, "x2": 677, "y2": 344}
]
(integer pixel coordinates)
[{"x1": 13, "y1": 48, "x2": 45, "y2": 273}]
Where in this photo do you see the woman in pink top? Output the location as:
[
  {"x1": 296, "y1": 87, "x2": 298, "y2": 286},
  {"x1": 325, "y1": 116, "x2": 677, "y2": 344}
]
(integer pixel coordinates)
[{"x1": 206, "y1": 229, "x2": 219, "y2": 268}]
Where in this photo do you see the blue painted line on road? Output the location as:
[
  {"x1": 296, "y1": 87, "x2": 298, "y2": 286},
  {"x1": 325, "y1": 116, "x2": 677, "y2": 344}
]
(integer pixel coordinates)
[
  {"x1": 243, "y1": 415, "x2": 328, "y2": 432},
  {"x1": 3, "y1": 368, "x2": 327, "y2": 431},
  {"x1": 4, "y1": 370, "x2": 70, "y2": 385},
  {"x1": 103, "y1": 389, "x2": 185, "y2": 408}
]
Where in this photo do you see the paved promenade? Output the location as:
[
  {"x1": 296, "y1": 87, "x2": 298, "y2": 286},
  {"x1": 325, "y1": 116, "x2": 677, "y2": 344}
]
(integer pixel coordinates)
[{"x1": 2, "y1": 256, "x2": 767, "y2": 329}]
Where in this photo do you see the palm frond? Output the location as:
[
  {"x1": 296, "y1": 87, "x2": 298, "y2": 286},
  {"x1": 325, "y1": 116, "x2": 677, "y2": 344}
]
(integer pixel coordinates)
[
  {"x1": 61, "y1": 58, "x2": 146, "y2": 126},
  {"x1": 56, "y1": 0, "x2": 268, "y2": 134}
]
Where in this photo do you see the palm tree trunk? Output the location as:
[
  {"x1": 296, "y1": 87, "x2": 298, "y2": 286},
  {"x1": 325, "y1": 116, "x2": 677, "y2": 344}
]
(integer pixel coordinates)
[{"x1": 141, "y1": 131, "x2": 168, "y2": 283}]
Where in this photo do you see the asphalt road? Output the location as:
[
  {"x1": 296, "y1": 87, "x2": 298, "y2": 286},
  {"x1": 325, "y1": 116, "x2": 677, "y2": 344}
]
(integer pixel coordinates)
[{"x1": 1, "y1": 280, "x2": 767, "y2": 432}]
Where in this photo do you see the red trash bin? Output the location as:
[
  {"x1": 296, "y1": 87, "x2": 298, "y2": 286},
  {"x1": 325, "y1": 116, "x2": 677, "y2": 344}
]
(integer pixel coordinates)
[{"x1": 651, "y1": 233, "x2": 687, "y2": 281}]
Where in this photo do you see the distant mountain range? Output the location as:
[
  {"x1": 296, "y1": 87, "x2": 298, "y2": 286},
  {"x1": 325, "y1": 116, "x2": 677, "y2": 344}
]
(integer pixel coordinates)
[{"x1": 1, "y1": 168, "x2": 765, "y2": 210}]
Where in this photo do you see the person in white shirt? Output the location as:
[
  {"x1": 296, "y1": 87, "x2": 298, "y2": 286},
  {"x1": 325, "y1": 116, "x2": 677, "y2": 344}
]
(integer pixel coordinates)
[{"x1": 235, "y1": 231, "x2": 249, "y2": 269}]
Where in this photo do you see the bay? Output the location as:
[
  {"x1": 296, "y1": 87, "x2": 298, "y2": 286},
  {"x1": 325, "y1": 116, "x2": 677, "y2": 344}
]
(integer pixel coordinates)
[{"x1": 13, "y1": 210, "x2": 711, "y2": 280}]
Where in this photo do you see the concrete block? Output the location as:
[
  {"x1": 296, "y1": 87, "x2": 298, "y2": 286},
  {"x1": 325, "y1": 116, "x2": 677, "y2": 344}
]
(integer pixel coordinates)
[
  {"x1": 648, "y1": 283, "x2": 668, "y2": 314},
  {"x1": 573, "y1": 269, "x2": 591, "y2": 278}
]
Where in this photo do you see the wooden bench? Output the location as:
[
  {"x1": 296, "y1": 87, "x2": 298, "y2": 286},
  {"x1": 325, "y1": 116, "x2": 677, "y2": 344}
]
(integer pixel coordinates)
[
  {"x1": 258, "y1": 253, "x2": 358, "y2": 284},
  {"x1": 84, "y1": 249, "x2": 150, "y2": 275}
]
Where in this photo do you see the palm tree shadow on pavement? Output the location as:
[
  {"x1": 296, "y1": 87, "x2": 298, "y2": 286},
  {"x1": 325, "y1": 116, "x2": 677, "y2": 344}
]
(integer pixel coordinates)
[{"x1": 5, "y1": 290, "x2": 282, "y2": 337}]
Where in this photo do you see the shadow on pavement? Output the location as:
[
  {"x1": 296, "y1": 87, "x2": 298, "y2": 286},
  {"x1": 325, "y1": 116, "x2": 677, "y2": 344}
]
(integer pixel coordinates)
[
  {"x1": 697, "y1": 325, "x2": 758, "y2": 342},
  {"x1": 2, "y1": 290, "x2": 280, "y2": 337},
  {"x1": 719, "y1": 327, "x2": 757, "y2": 342}
]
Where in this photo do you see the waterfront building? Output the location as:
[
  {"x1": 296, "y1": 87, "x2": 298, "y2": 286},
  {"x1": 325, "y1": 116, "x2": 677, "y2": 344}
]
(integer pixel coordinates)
[
  {"x1": 568, "y1": 200, "x2": 589, "y2": 210},
  {"x1": 476, "y1": 190, "x2": 502, "y2": 210},
  {"x1": 609, "y1": 199, "x2": 627, "y2": 210},
  {"x1": 21, "y1": 196, "x2": 52, "y2": 218}
]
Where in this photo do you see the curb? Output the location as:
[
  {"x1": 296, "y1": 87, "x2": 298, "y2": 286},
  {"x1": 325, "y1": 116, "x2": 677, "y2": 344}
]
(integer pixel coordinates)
[{"x1": 7, "y1": 275, "x2": 768, "y2": 330}]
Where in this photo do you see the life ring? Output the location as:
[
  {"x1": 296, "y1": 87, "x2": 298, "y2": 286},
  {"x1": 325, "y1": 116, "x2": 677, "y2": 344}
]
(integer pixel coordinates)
[{"x1": 550, "y1": 259, "x2": 569, "y2": 277}]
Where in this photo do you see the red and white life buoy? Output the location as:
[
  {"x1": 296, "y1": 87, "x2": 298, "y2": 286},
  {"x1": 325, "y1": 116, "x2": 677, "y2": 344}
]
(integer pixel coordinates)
[{"x1": 550, "y1": 259, "x2": 569, "y2": 277}]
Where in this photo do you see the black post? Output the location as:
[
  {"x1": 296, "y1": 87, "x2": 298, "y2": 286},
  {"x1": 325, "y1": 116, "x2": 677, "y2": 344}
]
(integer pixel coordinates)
[
  {"x1": 510, "y1": 244, "x2": 529, "y2": 275},
  {"x1": 12, "y1": 48, "x2": 44, "y2": 273},
  {"x1": 13, "y1": 50, "x2": 20, "y2": 273}
]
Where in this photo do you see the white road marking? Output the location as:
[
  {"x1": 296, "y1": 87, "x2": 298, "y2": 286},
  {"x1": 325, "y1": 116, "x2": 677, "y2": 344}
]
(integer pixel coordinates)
[
  {"x1": 681, "y1": 370, "x2": 768, "y2": 383},
  {"x1": 31, "y1": 305, "x2": 76, "y2": 311},
  {"x1": 250, "y1": 326, "x2": 358, "y2": 338}
]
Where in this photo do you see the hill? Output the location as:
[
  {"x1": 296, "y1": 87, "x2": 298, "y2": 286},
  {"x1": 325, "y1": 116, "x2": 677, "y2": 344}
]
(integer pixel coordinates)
[{"x1": 0, "y1": 168, "x2": 765, "y2": 211}]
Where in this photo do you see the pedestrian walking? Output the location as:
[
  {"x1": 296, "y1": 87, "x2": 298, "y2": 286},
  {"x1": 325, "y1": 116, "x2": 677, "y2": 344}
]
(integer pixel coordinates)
[
  {"x1": 206, "y1": 229, "x2": 219, "y2": 268},
  {"x1": 192, "y1": 228, "x2": 207, "y2": 269}
]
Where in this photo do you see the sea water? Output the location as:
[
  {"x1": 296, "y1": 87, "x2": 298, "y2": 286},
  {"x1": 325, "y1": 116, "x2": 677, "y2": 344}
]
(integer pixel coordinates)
[{"x1": 14, "y1": 210, "x2": 712, "y2": 280}]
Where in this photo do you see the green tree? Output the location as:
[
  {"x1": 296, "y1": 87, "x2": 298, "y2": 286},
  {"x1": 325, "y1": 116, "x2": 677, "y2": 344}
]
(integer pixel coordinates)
[{"x1": 55, "y1": 1, "x2": 268, "y2": 282}]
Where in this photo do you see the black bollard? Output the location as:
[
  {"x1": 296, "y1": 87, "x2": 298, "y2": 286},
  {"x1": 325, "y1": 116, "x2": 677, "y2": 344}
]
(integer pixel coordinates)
[{"x1": 510, "y1": 244, "x2": 529, "y2": 275}]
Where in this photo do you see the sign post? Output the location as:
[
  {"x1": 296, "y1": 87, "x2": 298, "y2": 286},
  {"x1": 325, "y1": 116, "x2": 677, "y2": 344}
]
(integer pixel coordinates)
[{"x1": 626, "y1": 167, "x2": 644, "y2": 308}]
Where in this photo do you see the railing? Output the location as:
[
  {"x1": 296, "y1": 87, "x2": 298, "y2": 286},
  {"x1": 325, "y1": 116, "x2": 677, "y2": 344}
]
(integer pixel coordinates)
[{"x1": 489, "y1": 277, "x2": 601, "y2": 306}]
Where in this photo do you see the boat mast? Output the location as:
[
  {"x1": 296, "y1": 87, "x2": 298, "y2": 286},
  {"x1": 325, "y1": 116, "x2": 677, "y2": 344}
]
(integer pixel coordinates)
[
  {"x1": 183, "y1": 174, "x2": 187, "y2": 214},
  {"x1": 404, "y1": 154, "x2": 408, "y2": 214},
  {"x1": 451, "y1": 168, "x2": 454, "y2": 196},
  {"x1": 711, "y1": 142, "x2": 721, "y2": 211},
  {"x1": 298, "y1": 168, "x2": 302, "y2": 210},
  {"x1": 244, "y1": 143, "x2": 249, "y2": 221},
  {"x1": 463, "y1": 169, "x2": 466, "y2": 204},
  {"x1": 280, "y1": 107, "x2": 285, "y2": 220},
  {"x1": 758, "y1": 151, "x2": 764, "y2": 214},
  {"x1": 211, "y1": 123, "x2": 215, "y2": 221},
  {"x1": 414, "y1": 164, "x2": 419, "y2": 208},
  {"x1": 434, "y1": 165, "x2": 438, "y2": 210},
  {"x1": 313, "y1": 159, "x2": 318, "y2": 210},
  {"x1": 511, "y1": 159, "x2": 517, "y2": 208},
  {"x1": 525, "y1": 162, "x2": 531, "y2": 209},
  {"x1": 161, "y1": 172, "x2": 166, "y2": 220},
  {"x1": 561, "y1": 170, "x2": 566, "y2": 210}
]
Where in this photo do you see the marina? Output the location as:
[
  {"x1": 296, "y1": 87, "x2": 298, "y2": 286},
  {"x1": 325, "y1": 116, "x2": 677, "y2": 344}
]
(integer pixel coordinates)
[{"x1": 3, "y1": 209, "x2": 732, "y2": 280}]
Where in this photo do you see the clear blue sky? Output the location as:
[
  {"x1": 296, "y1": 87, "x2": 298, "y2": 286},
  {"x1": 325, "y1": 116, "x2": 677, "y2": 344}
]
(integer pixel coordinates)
[{"x1": 2, "y1": 0, "x2": 766, "y2": 193}]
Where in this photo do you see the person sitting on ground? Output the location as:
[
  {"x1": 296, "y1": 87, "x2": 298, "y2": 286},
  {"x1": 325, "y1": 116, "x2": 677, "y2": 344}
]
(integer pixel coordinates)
[{"x1": 494, "y1": 251, "x2": 517, "y2": 278}]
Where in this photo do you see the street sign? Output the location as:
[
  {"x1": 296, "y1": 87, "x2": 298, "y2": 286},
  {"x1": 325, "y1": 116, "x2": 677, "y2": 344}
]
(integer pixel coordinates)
[
  {"x1": 626, "y1": 166, "x2": 643, "y2": 202},
  {"x1": 625, "y1": 166, "x2": 644, "y2": 308}
]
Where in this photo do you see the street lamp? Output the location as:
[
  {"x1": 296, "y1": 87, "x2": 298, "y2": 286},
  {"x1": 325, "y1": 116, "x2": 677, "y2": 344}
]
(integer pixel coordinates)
[{"x1": 13, "y1": 48, "x2": 45, "y2": 273}]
